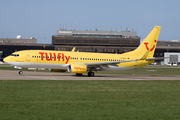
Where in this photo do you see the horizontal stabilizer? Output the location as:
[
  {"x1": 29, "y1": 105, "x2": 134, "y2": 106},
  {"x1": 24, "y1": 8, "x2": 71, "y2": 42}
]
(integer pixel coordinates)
[{"x1": 146, "y1": 57, "x2": 169, "y2": 61}]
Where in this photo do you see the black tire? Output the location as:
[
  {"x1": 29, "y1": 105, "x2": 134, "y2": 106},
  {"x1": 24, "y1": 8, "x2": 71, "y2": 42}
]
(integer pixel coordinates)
[
  {"x1": 88, "y1": 72, "x2": 91, "y2": 76},
  {"x1": 90, "y1": 72, "x2": 94, "y2": 76},
  {"x1": 19, "y1": 71, "x2": 23, "y2": 75},
  {"x1": 88, "y1": 72, "x2": 94, "y2": 77}
]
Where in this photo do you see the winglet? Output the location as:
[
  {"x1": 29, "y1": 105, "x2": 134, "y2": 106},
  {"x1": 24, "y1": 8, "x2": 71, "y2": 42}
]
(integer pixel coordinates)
[{"x1": 71, "y1": 47, "x2": 76, "y2": 52}]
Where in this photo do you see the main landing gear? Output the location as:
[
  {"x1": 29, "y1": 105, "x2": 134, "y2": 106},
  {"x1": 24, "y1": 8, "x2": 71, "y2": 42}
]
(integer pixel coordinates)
[
  {"x1": 88, "y1": 72, "x2": 94, "y2": 77},
  {"x1": 76, "y1": 73, "x2": 82, "y2": 76},
  {"x1": 19, "y1": 71, "x2": 23, "y2": 75},
  {"x1": 75, "y1": 72, "x2": 95, "y2": 77}
]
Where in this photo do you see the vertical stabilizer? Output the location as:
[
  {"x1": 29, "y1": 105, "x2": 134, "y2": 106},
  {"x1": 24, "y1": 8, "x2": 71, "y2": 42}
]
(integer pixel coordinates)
[{"x1": 130, "y1": 26, "x2": 161, "y2": 58}]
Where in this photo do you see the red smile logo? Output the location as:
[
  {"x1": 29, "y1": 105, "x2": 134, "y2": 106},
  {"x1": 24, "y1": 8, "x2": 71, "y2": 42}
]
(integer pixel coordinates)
[{"x1": 144, "y1": 40, "x2": 157, "y2": 52}]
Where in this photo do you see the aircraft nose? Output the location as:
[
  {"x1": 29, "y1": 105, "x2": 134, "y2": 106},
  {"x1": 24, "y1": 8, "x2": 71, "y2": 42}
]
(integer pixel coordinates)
[{"x1": 3, "y1": 56, "x2": 10, "y2": 62}]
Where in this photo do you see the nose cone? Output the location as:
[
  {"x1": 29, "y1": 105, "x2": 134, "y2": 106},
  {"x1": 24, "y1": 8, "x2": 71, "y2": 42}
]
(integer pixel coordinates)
[{"x1": 3, "y1": 56, "x2": 10, "y2": 62}]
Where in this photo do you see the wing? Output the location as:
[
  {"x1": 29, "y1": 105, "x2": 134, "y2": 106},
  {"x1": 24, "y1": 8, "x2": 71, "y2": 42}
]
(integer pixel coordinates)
[
  {"x1": 85, "y1": 49, "x2": 151, "y2": 68},
  {"x1": 69, "y1": 49, "x2": 167, "y2": 70},
  {"x1": 85, "y1": 59, "x2": 137, "y2": 69},
  {"x1": 86, "y1": 60, "x2": 135, "y2": 66}
]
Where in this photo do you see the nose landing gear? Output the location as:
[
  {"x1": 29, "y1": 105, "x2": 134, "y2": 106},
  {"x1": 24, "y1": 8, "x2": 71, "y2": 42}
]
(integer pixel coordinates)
[{"x1": 19, "y1": 71, "x2": 23, "y2": 75}]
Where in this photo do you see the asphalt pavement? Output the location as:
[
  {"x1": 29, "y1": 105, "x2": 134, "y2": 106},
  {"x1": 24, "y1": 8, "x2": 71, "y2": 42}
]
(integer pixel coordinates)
[{"x1": 0, "y1": 70, "x2": 180, "y2": 80}]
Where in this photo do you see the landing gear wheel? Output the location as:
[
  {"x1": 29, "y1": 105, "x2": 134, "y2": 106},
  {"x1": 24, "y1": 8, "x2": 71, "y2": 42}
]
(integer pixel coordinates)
[
  {"x1": 19, "y1": 71, "x2": 23, "y2": 75},
  {"x1": 76, "y1": 73, "x2": 82, "y2": 76},
  {"x1": 88, "y1": 72, "x2": 94, "y2": 77}
]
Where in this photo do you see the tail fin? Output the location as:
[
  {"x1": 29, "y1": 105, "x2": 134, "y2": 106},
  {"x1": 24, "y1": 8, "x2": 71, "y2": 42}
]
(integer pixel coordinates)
[{"x1": 130, "y1": 26, "x2": 161, "y2": 58}]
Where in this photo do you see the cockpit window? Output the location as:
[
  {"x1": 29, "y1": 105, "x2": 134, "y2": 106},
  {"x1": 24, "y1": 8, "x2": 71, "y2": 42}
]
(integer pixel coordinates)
[{"x1": 10, "y1": 54, "x2": 19, "y2": 57}]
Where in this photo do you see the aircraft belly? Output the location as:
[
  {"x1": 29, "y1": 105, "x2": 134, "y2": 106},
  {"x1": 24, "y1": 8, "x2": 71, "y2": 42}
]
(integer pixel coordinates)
[
  {"x1": 5, "y1": 62, "x2": 68, "y2": 69},
  {"x1": 30, "y1": 63, "x2": 68, "y2": 69},
  {"x1": 5, "y1": 62, "x2": 31, "y2": 68}
]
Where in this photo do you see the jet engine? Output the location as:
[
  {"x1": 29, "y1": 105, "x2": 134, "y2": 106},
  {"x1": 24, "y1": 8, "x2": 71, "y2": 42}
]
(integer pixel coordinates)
[{"x1": 68, "y1": 64, "x2": 87, "y2": 73}]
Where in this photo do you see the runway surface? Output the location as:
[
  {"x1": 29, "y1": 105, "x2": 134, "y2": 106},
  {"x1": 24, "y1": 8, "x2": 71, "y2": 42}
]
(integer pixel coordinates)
[{"x1": 0, "y1": 70, "x2": 180, "y2": 80}]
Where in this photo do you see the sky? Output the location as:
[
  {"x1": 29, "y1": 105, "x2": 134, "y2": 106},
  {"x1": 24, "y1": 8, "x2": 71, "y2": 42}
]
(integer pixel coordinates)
[{"x1": 0, "y1": 0, "x2": 180, "y2": 44}]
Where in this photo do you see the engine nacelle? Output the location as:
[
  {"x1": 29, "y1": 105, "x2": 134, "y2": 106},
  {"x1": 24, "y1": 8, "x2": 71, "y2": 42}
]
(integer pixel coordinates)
[
  {"x1": 68, "y1": 64, "x2": 87, "y2": 74},
  {"x1": 49, "y1": 69, "x2": 67, "y2": 72}
]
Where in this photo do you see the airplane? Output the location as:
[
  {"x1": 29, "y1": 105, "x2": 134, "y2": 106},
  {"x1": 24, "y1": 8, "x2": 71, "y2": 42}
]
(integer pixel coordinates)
[{"x1": 3, "y1": 26, "x2": 162, "y2": 76}]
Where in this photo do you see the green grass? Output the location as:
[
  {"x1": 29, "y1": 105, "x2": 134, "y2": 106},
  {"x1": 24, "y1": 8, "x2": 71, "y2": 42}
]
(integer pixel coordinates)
[{"x1": 0, "y1": 80, "x2": 180, "y2": 120}]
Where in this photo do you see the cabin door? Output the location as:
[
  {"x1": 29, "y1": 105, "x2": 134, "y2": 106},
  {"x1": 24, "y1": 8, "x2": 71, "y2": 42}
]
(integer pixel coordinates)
[{"x1": 26, "y1": 52, "x2": 31, "y2": 61}]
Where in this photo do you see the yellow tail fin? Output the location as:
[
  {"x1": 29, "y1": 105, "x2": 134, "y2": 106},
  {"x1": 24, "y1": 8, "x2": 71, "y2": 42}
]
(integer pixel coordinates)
[{"x1": 128, "y1": 26, "x2": 161, "y2": 58}]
